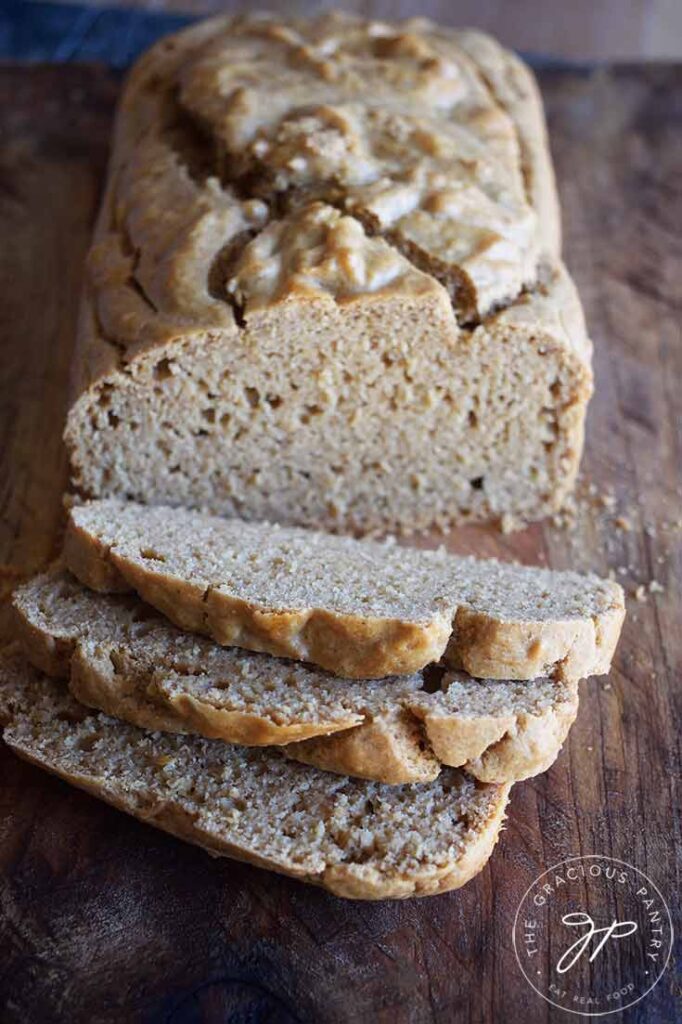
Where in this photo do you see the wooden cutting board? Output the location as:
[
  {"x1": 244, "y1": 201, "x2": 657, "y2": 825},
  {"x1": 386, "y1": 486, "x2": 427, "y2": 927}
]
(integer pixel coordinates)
[{"x1": 0, "y1": 62, "x2": 679, "y2": 1024}]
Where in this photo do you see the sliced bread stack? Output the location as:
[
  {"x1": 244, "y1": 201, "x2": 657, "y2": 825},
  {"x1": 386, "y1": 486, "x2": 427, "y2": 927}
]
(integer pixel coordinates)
[
  {"x1": 0, "y1": 652, "x2": 511, "y2": 900},
  {"x1": 2, "y1": 500, "x2": 625, "y2": 899}
]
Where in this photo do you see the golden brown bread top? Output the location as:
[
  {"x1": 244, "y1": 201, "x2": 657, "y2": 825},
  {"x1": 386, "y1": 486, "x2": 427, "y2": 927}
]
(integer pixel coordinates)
[
  {"x1": 71, "y1": 11, "x2": 571, "y2": 400},
  {"x1": 227, "y1": 202, "x2": 443, "y2": 311},
  {"x1": 176, "y1": 15, "x2": 539, "y2": 315}
]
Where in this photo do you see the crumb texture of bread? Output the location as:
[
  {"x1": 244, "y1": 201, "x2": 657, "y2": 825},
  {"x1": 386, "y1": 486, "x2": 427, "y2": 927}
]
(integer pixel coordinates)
[
  {"x1": 14, "y1": 569, "x2": 584, "y2": 783},
  {"x1": 0, "y1": 652, "x2": 510, "y2": 900},
  {"x1": 64, "y1": 12, "x2": 592, "y2": 534},
  {"x1": 63, "y1": 501, "x2": 625, "y2": 682}
]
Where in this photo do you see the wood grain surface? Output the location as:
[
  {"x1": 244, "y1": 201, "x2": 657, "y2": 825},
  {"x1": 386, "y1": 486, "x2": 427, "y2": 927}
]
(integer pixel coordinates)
[{"x1": 0, "y1": 60, "x2": 680, "y2": 1024}]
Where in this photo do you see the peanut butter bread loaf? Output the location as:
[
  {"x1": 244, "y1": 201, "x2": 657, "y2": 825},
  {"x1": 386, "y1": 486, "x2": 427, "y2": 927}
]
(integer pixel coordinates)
[
  {"x1": 0, "y1": 651, "x2": 510, "y2": 900},
  {"x1": 65, "y1": 500, "x2": 625, "y2": 681},
  {"x1": 13, "y1": 569, "x2": 580, "y2": 784},
  {"x1": 64, "y1": 12, "x2": 591, "y2": 533}
]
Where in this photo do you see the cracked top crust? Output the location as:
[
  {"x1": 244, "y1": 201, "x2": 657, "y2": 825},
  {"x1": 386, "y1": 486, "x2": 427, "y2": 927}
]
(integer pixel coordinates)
[
  {"x1": 71, "y1": 11, "x2": 566, "y2": 398},
  {"x1": 226, "y1": 202, "x2": 441, "y2": 310},
  {"x1": 176, "y1": 15, "x2": 539, "y2": 313}
]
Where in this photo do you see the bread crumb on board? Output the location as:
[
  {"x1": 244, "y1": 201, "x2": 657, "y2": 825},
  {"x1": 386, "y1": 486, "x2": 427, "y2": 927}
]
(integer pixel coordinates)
[{"x1": 631, "y1": 580, "x2": 665, "y2": 602}]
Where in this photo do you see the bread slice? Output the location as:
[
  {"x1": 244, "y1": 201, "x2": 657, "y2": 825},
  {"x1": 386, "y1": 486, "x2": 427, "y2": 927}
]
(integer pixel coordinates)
[
  {"x1": 12, "y1": 568, "x2": 425, "y2": 745},
  {"x1": 13, "y1": 570, "x2": 580, "y2": 784},
  {"x1": 64, "y1": 14, "x2": 592, "y2": 537},
  {"x1": 64, "y1": 499, "x2": 625, "y2": 681},
  {"x1": 0, "y1": 651, "x2": 510, "y2": 900},
  {"x1": 289, "y1": 674, "x2": 579, "y2": 785}
]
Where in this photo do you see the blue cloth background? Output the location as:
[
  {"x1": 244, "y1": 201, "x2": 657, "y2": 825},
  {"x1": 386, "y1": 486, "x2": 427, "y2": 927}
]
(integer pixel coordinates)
[
  {"x1": 0, "y1": 0, "x2": 193, "y2": 66},
  {"x1": 0, "y1": 0, "x2": 579, "y2": 69}
]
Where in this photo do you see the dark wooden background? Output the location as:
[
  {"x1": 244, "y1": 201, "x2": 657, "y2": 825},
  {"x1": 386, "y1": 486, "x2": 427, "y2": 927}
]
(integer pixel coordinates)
[{"x1": 0, "y1": 8, "x2": 680, "y2": 1023}]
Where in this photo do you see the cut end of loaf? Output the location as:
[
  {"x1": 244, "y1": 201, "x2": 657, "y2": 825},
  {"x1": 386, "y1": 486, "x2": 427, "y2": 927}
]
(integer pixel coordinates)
[{"x1": 65, "y1": 264, "x2": 591, "y2": 536}]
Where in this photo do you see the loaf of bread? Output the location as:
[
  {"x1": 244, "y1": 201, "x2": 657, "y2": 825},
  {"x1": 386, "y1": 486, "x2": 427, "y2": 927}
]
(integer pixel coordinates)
[
  {"x1": 64, "y1": 12, "x2": 592, "y2": 534},
  {"x1": 13, "y1": 569, "x2": 580, "y2": 783},
  {"x1": 65, "y1": 500, "x2": 625, "y2": 681},
  {"x1": 0, "y1": 651, "x2": 510, "y2": 899}
]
